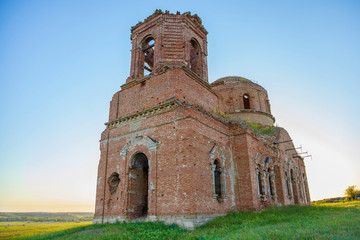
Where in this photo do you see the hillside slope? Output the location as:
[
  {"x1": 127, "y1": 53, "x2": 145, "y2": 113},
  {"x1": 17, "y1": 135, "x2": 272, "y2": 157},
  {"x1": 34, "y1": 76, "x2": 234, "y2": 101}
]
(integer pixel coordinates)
[{"x1": 18, "y1": 201, "x2": 360, "y2": 239}]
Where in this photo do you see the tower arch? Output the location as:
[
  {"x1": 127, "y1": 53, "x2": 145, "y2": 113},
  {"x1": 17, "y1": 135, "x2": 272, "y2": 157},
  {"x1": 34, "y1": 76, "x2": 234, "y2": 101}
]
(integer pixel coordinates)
[
  {"x1": 141, "y1": 36, "x2": 155, "y2": 76},
  {"x1": 189, "y1": 38, "x2": 202, "y2": 77}
]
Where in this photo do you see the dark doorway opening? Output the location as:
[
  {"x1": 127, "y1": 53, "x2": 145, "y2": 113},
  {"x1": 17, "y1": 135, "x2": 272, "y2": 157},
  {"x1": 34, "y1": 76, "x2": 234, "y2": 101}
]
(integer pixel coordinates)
[
  {"x1": 214, "y1": 159, "x2": 222, "y2": 199},
  {"x1": 129, "y1": 152, "x2": 149, "y2": 218}
]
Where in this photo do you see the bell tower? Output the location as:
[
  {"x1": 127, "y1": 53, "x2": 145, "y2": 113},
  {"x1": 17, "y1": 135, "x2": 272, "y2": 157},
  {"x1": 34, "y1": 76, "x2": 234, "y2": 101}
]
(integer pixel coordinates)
[{"x1": 128, "y1": 10, "x2": 208, "y2": 82}]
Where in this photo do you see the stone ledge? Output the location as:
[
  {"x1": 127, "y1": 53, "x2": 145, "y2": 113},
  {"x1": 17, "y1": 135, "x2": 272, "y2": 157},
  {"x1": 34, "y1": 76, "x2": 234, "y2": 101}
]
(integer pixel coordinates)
[{"x1": 121, "y1": 65, "x2": 213, "y2": 93}]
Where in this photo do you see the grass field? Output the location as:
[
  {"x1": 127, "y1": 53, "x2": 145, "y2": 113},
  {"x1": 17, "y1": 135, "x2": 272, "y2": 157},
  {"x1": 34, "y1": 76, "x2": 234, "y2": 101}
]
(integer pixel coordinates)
[
  {"x1": 0, "y1": 221, "x2": 92, "y2": 240},
  {"x1": 2, "y1": 201, "x2": 360, "y2": 239}
]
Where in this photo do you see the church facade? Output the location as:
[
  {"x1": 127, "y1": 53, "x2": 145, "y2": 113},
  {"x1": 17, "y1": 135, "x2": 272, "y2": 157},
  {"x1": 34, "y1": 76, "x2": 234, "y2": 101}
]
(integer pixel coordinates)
[{"x1": 94, "y1": 10, "x2": 310, "y2": 229}]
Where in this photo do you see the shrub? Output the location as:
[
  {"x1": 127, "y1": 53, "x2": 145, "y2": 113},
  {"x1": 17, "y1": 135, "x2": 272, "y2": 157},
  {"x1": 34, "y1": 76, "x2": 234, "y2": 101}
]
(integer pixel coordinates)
[{"x1": 345, "y1": 185, "x2": 359, "y2": 200}]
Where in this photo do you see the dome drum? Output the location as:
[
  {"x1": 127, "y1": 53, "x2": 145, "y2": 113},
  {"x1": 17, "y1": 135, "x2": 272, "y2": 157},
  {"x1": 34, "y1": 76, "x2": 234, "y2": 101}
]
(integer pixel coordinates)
[
  {"x1": 227, "y1": 109, "x2": 275, "y2": 125},
  {"x1": 211, "y1": 76, "x2": 274, "y2": 125}
]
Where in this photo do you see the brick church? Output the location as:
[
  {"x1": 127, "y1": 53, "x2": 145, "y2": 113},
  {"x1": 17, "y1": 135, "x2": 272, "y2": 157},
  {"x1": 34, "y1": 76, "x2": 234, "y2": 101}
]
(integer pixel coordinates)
[{"x1": 94, "y1": 10, "x2": 310, "y2": 229}]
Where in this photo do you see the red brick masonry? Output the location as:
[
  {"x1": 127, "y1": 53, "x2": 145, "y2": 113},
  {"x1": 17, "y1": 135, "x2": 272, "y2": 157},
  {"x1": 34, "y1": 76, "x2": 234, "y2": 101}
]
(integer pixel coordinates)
[{"x1": 94, "y1": 10, "x2": 310, "y2": 229}]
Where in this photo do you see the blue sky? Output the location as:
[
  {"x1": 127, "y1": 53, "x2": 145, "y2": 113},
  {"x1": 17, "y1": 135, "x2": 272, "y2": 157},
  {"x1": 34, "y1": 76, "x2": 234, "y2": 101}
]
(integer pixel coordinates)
[{"x1": 0, "y1": 0, "x2": 359, "y2": 211}]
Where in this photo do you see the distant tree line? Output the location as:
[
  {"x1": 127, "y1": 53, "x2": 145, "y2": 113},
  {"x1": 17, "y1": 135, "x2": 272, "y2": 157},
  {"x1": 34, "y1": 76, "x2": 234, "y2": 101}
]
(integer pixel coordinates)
[
  {"x1": 312, "y1": 185, "x2": 360, "y2": 204},
  {"x1": 0, "y1": 212, "x2": 93, "y2": 222}
]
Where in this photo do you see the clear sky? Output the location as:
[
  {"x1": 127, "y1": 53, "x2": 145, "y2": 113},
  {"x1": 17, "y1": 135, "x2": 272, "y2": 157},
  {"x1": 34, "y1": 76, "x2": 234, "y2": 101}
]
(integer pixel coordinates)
[{"x1": 0, "y1": 0, "x2": 359, "y2": 212}]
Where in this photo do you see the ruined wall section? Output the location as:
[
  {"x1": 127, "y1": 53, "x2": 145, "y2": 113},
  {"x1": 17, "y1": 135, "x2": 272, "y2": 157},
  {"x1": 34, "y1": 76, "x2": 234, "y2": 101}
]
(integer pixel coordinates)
[{"x1": 108, "y1": 91, "x2": 120, "y2": 122}]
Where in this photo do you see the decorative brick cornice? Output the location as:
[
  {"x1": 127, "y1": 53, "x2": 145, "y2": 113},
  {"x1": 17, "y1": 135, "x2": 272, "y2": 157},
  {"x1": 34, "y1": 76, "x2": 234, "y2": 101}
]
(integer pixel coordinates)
[
  {"x1": 104, "y1": 98, "x2": 276, "y2": 147},
  {"x1": 105, "y1": 99, "x2": 181, "y2": 128},
  {"x1": 105, "y1": 96, "x2": 267, "y2": 130}
]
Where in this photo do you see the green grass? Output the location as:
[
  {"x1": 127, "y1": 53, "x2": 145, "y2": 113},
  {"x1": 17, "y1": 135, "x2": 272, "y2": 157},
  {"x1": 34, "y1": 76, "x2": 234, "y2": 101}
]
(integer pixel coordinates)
[
  {"x1": 3, "y1": 201, "x2": 360, "y2": 239},
  {"x1": 247, "y1": 122, "x2": 275, "y2": 136},
  {"x1": 0, "y1": 221, "x2": 92, "y2": 240}
]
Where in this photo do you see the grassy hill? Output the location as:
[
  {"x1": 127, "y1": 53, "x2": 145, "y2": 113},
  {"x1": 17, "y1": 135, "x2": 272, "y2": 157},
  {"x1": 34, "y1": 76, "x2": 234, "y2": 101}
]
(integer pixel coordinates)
[{"x1": 3, "y1": 201, "x2": 360, "y2": 239}]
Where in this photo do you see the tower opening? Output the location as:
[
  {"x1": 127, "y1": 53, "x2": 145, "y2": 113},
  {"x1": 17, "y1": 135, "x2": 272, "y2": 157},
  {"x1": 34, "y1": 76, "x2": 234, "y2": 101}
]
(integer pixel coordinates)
[
  {"x1": 128, "y1": 152, "x2": 149, "y2": 218},
  {"x1": 142, "y1": 37, "x2": 155, "y2": 76},
  {"x1": 189, "y1": 38, "x2": 202, "y2": 77}
]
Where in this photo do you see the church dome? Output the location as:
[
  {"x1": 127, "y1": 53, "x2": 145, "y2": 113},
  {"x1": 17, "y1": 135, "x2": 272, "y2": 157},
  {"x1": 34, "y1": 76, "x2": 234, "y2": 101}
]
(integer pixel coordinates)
[
  {"x1": 211, "y1": 76, "x2": 275, "y2": 125},
  {"x1": 211, "y1": 76, "x2": 266, "y2": 91}
]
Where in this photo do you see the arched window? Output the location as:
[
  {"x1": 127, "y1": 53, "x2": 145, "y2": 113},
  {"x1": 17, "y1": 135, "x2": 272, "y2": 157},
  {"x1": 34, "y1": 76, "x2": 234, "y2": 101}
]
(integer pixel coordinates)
[
  {"x1": 290, "y1": 169, "x2": 295, "y2": 197},
  {"x1": 142, "y1": 37, "x2": 155, "y2": 76},
  {"x1": 285, "y1": 172, "x2": 290, "y2": 197},
  {"x1": 258, "y1": 169, "x2": 264, "y2": 195},
  {"x1": 189, "y1": 38, "x2": 202, "y2": 77},
  {"x1": 268, "y1": 168, "x2": 275, "y2": 196},
  {"x1": 290, "y1": 169, "x2": 299, "y2": 203},
  {"x1": 214, "y1": 159, "x2": 222, "y2": 199},
  {"x1": 243, "y1": 94, "x2": 250, "y2": 109}
]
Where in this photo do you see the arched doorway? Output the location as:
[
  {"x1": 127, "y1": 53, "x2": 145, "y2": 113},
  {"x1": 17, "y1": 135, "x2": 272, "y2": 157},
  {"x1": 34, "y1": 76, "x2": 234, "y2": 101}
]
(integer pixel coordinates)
[{"x1": 128, "y1": 152, "x2": 149, "y2": 218}]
